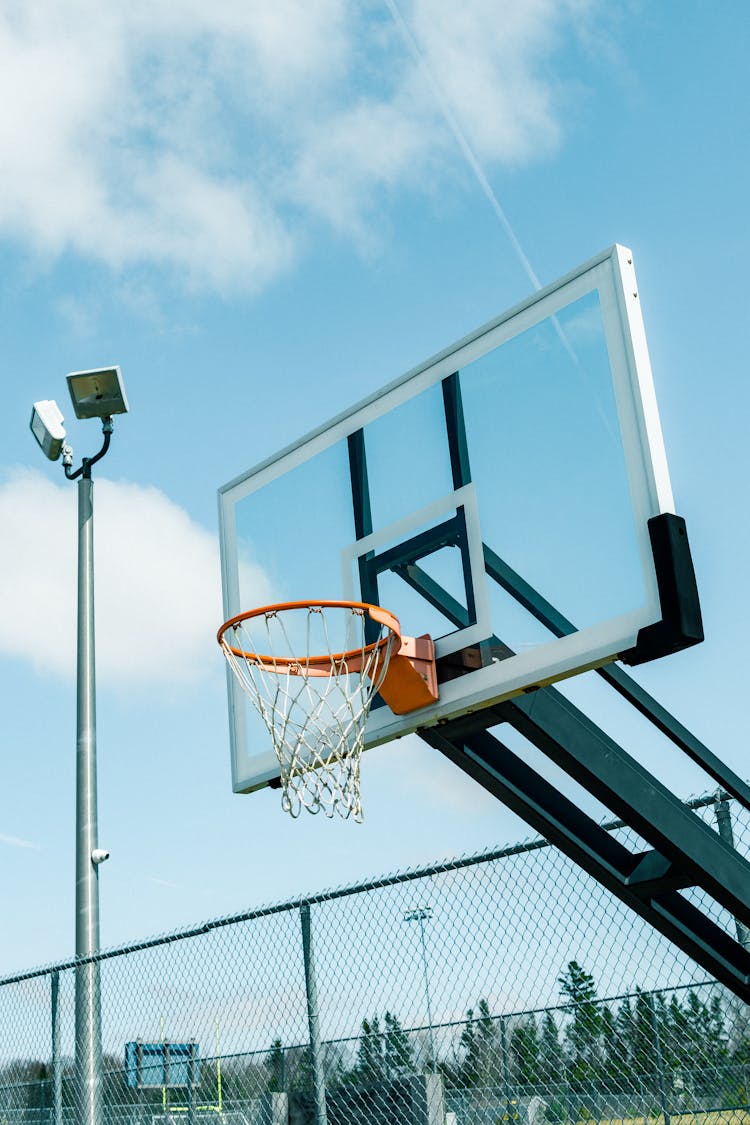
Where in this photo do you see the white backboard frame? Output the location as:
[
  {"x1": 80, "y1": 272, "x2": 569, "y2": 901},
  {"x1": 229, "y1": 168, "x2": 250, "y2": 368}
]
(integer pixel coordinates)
[{"x1": 219, "y1": 245, "x2": 674, "y2": 793}]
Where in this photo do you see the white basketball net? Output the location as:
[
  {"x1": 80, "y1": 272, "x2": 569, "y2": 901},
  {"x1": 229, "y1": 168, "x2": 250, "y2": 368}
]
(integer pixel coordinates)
[{"x1": 219, "y1": 605, "x2": 399, "y2": 822}]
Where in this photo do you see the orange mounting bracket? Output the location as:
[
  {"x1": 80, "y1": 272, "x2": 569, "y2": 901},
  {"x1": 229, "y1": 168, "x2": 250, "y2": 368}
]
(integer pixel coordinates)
[{"x1": 377, "y1": 634, "x2": 439, "y2": 715}]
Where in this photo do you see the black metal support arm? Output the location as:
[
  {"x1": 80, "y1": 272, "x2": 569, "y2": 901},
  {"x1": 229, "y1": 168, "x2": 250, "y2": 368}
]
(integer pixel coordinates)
[
  {"x1": 64, "y1": 419, "x2": 113, "y2": 481},
  {"x1": 477, "y1": 689, "x2": 750, "y2": 928},
  {"x1": 420, "y1": 723, "x2": 750, "y2": 1000}
]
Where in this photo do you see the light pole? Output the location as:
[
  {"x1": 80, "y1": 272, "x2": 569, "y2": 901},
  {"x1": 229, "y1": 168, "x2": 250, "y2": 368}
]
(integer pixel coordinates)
[
  {"x1": 30, "y1": 367, "x2": 128, "y2": 1125},
  {"x1": 404, "y1": 906, "x2": 436, "y2": 1071}
]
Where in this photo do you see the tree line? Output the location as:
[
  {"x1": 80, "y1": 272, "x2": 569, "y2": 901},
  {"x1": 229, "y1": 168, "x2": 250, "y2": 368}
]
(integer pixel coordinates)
[{"x1": 267, "y1": 961, "x2": 750, "y2": 1100}]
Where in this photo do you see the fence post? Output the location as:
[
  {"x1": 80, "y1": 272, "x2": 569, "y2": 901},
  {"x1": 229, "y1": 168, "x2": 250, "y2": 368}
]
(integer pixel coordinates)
[
  {"x1": 51, "y1": 972, "x2": 63, "y2": 1125},
  {"x1": 300, "y1": 904, "x2": 328, "y2": 1125},
  {"x1": 648, "y1": 992, "x2": 670, "y2": 1125},
  {"x1": 714, "y1": 795, "x2": 750, "y2": 950},
  {"x1": 500, "y1": 1016, "x2": 516, "y2": 1124},
  {"x1": 40, "y1": 1069, "x2": 47, "y2": 1125},
  {"x1": 187, "y1": 1041, "x2": 197, "y2": 1125}
]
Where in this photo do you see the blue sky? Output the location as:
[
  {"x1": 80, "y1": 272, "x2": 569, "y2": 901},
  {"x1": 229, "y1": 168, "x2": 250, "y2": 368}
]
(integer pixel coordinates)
[{"x1": 0, "y1": 1, "x2": 748, "y2": 974}]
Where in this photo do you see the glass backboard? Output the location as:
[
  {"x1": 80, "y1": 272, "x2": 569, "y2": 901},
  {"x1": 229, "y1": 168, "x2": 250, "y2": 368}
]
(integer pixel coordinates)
[{"x1": 219, "y1": 245, "x2": 682, "y2": 793}]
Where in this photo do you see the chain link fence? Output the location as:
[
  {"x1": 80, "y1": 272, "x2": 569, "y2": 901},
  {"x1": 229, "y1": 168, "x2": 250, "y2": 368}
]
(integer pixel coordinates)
[{"x1": 1, "y1": 792, "x2": 749, "y2": 1125}]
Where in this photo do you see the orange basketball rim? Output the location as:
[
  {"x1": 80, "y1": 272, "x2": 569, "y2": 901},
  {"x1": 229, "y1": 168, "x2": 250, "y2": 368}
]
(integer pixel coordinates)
[{"x1": 217, "y1": 600, "x2": 438, "y2": 715}]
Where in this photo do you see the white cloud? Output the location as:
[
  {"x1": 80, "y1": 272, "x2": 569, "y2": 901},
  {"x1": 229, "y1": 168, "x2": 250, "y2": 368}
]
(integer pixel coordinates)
[
  {"x1": 410, "y1": 0, "x2": 581, "y2": 162},
  {"x1": 287, "y1": 95, "x2": 437, "y2": 237},
  {"x1": 0, "y1": 0, "x2": 602, "y2": 291},
  {"x1": 0, "y1": 469, "x2": 271, "y2": 687}
]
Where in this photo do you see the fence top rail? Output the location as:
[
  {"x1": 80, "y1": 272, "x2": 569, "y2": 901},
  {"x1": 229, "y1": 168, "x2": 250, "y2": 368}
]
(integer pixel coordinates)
[{"x1": 0, "y1": 790, "x2": 731, "y2": 989}]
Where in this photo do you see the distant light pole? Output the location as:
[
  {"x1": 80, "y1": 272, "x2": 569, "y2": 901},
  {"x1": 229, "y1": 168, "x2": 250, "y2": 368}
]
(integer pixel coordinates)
[
  {"x1": 404, "y1": 906, "x2": 436, "y2": 1070},
  {"x1": 30, "y1": 368, "x2": 128, "y2": 1125}
]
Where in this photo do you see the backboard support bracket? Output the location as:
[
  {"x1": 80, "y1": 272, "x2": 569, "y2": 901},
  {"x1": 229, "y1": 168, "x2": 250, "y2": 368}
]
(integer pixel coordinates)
[{"x1": 620, "y1": 513, "x2": 703, "y2": 665}]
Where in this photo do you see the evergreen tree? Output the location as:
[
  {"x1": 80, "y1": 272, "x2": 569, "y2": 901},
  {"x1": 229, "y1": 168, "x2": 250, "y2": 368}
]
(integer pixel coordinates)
[
  {"x1": 558, "y1": 961, "x2": 603, "y2": 1088},
  {"x1": 384, "y1": 1011, "x2": 414, "y2": 1075},
  {"x1": 732, "y1": 1030, "x2": 750, "y2": 1065},
  {"x1": 460, "y1": 1007, "x2": 480, "y2": 1086},
  {"x1": 266, "y1": 1039, "x2": 285, "y2": 1092},
  {"x1": 674, "y1": 990, "x2": 728, "y2": 1089},
  {"x1": 31, "y1": 1064, "x2": 48, "y2": 1112},
  {"x1": 665, "y1": 993, "x2": 690, "y2": 1074},
  {"x1": 354, "y1": 1017, "x2": 385, "y2": 1084},
  {"x1": 321, "y1": 1043, "x2": 346, "y2": 1090},
  {"x1": 601, "y1": 1005, "x2": 626, "y2": 1090},
  {"x1": 615, "y1": 994, "x2": 634, "y2": 1059},
  {"x1": 705, "y1": 994, "x2": 728, "y2": 1069},
  {"x1": 662, "y1": 990, "x2": 721, "y2": 1085},
  {"x1": 538, "y1": 1011, "x2": 563, "y2": 1083},
  {"x1": 289, "y1": 1046, "x2": 314, "y2": 1091},
  {"x1": 685, "y1": 990, "x2": 710, "y2": 1053},
  {"x1": 629, "y1": 989, "x2": 658, "y2": 1079},
  {"x1": 460, "y1": 1000, "x2": 498, "y2": 1087},
  {"x1": 287, "y1": 1043, "x2": 344, "y2": 1093},
  {"x1": 727, "y1": 996, "x2": 750, "y2": 1062},
  {"x1": 510, "y1": 1017, "x2": 541, "y2": 1087}
]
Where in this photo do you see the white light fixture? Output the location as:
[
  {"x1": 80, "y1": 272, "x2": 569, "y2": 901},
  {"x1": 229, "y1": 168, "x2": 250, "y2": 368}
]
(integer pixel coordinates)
[
  {"x1": 67, "y1": 366, "x2": 129, "y2": 420},
  {"x1": 30, "y1": 399, "x2": 67, "y2": 461}
]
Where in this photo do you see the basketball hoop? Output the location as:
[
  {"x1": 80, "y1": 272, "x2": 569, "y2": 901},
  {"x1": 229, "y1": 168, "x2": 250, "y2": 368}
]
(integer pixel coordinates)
[{"x1": 217, "y1": 601, "x2": 406, "y2": 822}]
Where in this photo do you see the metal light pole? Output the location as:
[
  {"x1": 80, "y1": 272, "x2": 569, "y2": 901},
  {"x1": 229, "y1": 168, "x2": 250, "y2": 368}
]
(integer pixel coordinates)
[
  {"x1": 404, "y1": 906, "x2": 436, "y2": 1070},
  {"x1": 73, "y1": 457, "x2": 103, "y2": 1125},
  {"x1": 30, "y1": 369, "x2": 128, "y2": 1125}
]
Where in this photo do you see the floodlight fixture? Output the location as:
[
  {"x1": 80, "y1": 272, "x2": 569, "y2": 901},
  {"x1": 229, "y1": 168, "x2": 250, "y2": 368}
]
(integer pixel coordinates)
[
  {"x1": 67, "y1": 366, "x2": 129, "y2": 420},
  {"x1": 403, "y1": 906, "x2": 433, "y2": 923},
  {"x1": 30, "y1": 399, "x2": 67, "y2": 461}
]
